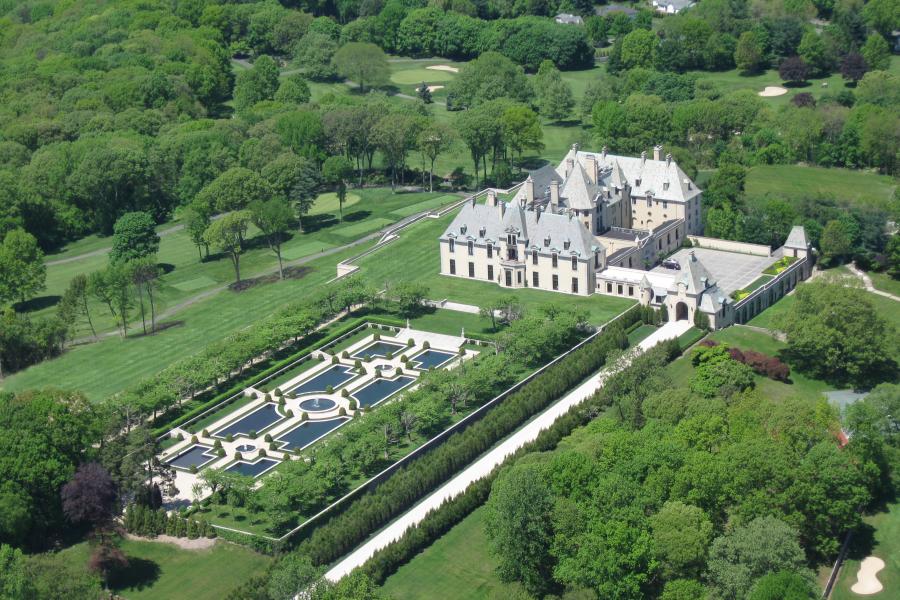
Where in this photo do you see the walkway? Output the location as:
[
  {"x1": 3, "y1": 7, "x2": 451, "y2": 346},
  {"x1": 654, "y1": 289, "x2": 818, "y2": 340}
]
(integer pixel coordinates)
[
  {"x1": 847, "y1": 263, "x2": 900, "y2": 302},
  {"x1": 323, "y1": 320, "x2": 693, "y2": 582}
]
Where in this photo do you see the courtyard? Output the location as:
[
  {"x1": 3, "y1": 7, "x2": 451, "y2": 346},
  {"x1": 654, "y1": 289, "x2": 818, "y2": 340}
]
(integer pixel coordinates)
[{"x1": 652, "y1": 247, "x2": 780, "y2": 295}]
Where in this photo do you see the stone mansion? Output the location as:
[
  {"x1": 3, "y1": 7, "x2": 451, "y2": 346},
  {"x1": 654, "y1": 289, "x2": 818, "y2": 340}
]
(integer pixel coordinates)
[{"x1": 438, "y1": 145, "x2": 812, "y2": 330}]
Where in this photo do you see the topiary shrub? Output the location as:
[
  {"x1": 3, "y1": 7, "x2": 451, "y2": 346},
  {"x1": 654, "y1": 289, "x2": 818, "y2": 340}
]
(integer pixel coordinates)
[
  {"x1": 274, "y1": 388, "x2": 283, "y2": 397},
  {"x1": 348, "y1": 399, "x2": 357, "y2": 410},
  {"x1": 423, "y1": 341, "x2": 430, "y2": 349},
  {"x1": 217, "y1": 448, "x2": 226, "y2": 457},
  {"x1": 354, "y1": 359, "x2": 362, "y2": 369},
  {"x1": 374, "y1": 370, "x2": 382, "y2": 379},
  {"x1": 234, "y1": 452, "x2": 243, "y2": 461},
  {"x1": 396, "y1": 368, "x2": 403, "y2": 376},
  {"x1": 339, "y1": 407, "x2": 347, "y2": 416},
  {"x1": 342, "y1": 350, "x2": 349, "y2": 358},
  {"x1": 190, "y1": 465, "x2": 198, "y2": 474},
  {"x1": 269, "y1": 442, "x2": 277, "y2": 451},
  {"x1": 264, "y1": 393, "x2": 272, "y2": 402},
  {"x1": 407, "y1": 338, "x2": 414, "y2": 346},
  {"x1": 278, "y1": 396, "x2": 285, "y2": 406},
  {"x1": 400, "y1": 355, "x2": 408, "y2": 363},
  {"x1": 264, "y1": 434, "x2": 272, "y2": 443},
  {"x1": 326, "y1": 384, "x2": 334, "y2": 393},
  {"x1": 201, "y1": 429, "x2": 209, "y2": 437},
  {"x1": 459, "y1": 347, "x2": 466, "y2": 355},
  {"x1": 331, "y1": 354, "x2": 339, "y2": 364},
  {"x1": 341, "y1": 388, "x2": 349, "y2": 398},
  {"x1": 248, "y1": 430, "x2": 258, "y2": 438},
  {"x1": 301, "y1": 412, "x2": 309, "y2": 421},
  {"x1": 286, "y1": 409, "x2": 294, "y2": 417},
  {"x1": 386, "y1": 351, "x2": 394, "y2": 359},
  {"x1": 213, "y1": 439, "x2": 222, "y2": 449},
  {"x1": 190, "y1": 435, "x2": 198, "y2": 444},
  {"x1": 226, "y1": 434, "x2": 234, "y2": 442},
  {"x1": 258, "y1": 449, "x2": 267, "y2": 458},
  {"x1": 176, "y1": 432, "x2": 184, "y2": 441}
]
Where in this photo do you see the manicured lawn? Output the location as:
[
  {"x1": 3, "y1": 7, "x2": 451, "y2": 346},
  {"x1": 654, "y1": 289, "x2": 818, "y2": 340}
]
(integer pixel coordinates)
[
  {"x1": 831, "y1": 501, "x2": 900, "y2": 600},
  {"x1": 628, "y1": 323, "x2": 658, "y2": 345},
  {"x1": 354, "y1": 211, "x2": 636, "y2": 325},
  {"x1": 868, "y1": 271, "x2": 900, "y2": 298},
  {"x1": 50, "y1": 538, "x2": 271, "y2": 600},
  {"x1": 381, "y1": 506, "x2": 523, "y2": 599},
  {"x1": 745, "y1": 165, "x2": 896, "y2": 212}
]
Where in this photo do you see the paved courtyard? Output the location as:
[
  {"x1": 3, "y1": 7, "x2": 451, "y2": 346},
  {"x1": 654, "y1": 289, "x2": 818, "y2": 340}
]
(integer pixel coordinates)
[{"x1": 652, "y1": 248, "x2": 779, "y2": 295}]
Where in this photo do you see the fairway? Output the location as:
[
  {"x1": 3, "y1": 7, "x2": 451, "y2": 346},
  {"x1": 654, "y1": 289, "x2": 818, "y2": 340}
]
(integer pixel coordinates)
[
  {"x1": 354, "y1": 211, "x2": 636, "y2": 325},
  {"x1": 389, "y1": 194, "x2": 460, "y2": 218},
  {"x1": 381, "y1": 506, "x2": 523, "y2": 599},
  {"x1": 831, "y1": 502, "x2": 900, "y2": 600},
  {"x1": 51, "y1": 538, "x2": 271, "y2": 600},
  {"x1": 389, "y1": 67, "x2": 455, "y2": 85},
  {"x1": 308, "y1": 192, "x2": 362, "y2": 215},
  {"x1": 334, "y1": 217, "x2": 394, "y2": 238},
  {"x1": 745, "y1": 165, "x2": 896, "y2": 212}
]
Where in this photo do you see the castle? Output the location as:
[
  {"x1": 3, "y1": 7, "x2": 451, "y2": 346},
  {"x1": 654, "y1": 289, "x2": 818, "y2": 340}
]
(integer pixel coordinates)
[{"x1": 439, "y1": 145, "x2": 812, "y2": 330}]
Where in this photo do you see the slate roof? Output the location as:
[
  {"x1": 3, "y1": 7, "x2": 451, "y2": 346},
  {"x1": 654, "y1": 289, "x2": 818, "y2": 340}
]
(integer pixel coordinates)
[
  {"x1": 559, "y1": 162, "x2": 599, "y2": 210},
  {"x1": 441, "y1": 201, "x2": 600, "y2": 258},
  {"x1": 669, "y1": 250, "x2": 715, "y2": 295},
  {"x1": 784, "y1": 225, "x2": 809, "y2": 249}
]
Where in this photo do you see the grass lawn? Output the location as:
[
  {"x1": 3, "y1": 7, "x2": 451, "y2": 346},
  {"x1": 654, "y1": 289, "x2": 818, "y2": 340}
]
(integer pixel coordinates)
[
  {"x1": 354, "y1": 211, "x2": 636, "y2": 325},
  {"x1": 831, "y1": 501, "x2": 900, "y2": 600},
  {"x1": 50, "y1": 538, "x2": 271, "y2": 600},
  {"x1": 868, "y1": 271, "x2": 900, "y2": 298},
  {"x1": 744, "y1": 165, "x2": 896, "y2": 212},
  {"x1": 381, "y1": 506, "x2": 523, "y2": 599}
]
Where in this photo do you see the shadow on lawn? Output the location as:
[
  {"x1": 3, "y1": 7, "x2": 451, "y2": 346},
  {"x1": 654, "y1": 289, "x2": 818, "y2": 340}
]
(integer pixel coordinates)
[
  {"x1": 109, "y1": 557, "x2": 162, "y2": 592},
  {"x1": 13, "y1": 295, "x2": 61, "y2": 312}
]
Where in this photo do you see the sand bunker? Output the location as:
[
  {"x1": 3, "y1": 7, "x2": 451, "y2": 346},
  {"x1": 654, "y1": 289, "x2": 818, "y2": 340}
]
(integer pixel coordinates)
[
  {"x1": 758, "y1": 86, "x2": 788, "y2": 97},
  {"x1": 851, "y1": 556, "x2": 885, "y2": 595},
  {"x1": 427, "y1": 65, "x2": 459, "y2": 73},
  {"x1": 426, "y1": 85, "x2": 444, "y2": 92}
]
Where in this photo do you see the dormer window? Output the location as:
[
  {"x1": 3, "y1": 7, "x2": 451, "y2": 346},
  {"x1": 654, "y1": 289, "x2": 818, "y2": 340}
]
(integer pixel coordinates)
[
  {"x1": 479, "y1": 226, "x2": 486, "y2": 237},
  {"x1": 636, "y1": 178, "x2": 641, "y2": 187},
  {"x1": 460, "y1": 225, "x2": 466, "y2": 234},
  {"x1": 544, "y1": 236, "x2": 550, "y2": 246},
  {"x1": 507, "y1": 234, "x2": 517, "y2": 245},
  {"x1": 663, "y1": 181, "x2": 669, "y2": 191},
  {"x1": 564, "y1": 240, "x2": 570, "y2": 250}
]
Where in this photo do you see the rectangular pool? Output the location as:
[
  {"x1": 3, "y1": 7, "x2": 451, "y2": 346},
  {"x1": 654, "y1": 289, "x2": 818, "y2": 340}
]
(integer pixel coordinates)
[
  {"x1": 410, "y1": 349, "x2": 456, "y2": 370},
  {"x1": 352, "y1": 376, "x2": 415, "y2": 408},
  {"x1": 167, "y1": 444, "x2": 217, "y2": 471},
  {"x1": 351, "y1": 340, "x2": 405, "y2": 360},
  {"x1": 213, "y1": 403, "x2": 284, "y2": 439},
  {"x1": 225, "y1": 458, "x2": 280, "y2": 478},
  {"x1": 276, "y1": 417, "x2": 351, "y2": 452},
  {"x1": 290, "y1": 365, "x2": 356, "y2": 396}
]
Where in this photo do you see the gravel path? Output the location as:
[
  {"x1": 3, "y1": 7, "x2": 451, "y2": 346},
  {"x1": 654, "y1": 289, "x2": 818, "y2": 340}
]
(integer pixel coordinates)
[
  {"x1": 323, "y1": 320, "x2": 693, "y2": 582},
  {"x1": 847, "y1": 263, "x2": 900, "y2": 302}
]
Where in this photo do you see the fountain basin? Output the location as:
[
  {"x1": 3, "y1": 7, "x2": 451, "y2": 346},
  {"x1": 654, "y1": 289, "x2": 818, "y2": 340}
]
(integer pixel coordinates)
[
  {"x1": 235, "y1": 444, "x2": 256, "y2": 453},
  {"x1": 298, "y1": 398, "x2": 338, "y2": 413}
]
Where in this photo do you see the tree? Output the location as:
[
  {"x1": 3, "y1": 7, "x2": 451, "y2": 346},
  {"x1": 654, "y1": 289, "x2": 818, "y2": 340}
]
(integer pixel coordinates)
[
  {"x1": 332, "y1": 42, "x2": 389, "y2": 92},
  {"x1": 501, "y1": 104, "x2": 544, "y2": 168},
  {"x1": 267, "y1": 553, "x2": 323, "y2": 600},
  {"x1": 233, "y1": 55, "x2": 280, "y2": 112},
  {"x1": 735, "y1": 30, "x2": 766, "y2": 73},
  {"x1": 707, "y1": 516, "x2": 807, "y2": 600},
  {"x1": 130, "y1": 258, "x2": 162, "y2": 334},
  {"x1": 373, "y1": 113, "x2": 420, "y2": 190},
  {"x1": 417, "y1": 123, "x2": 455, "y2": 192},
  {"x1": 0, "y1": 229, "x2": 46, "y2": 305},
  {"x1": 748, "y1": 571, "x2": 817, "y2": 600},
  {"x1": 840, "y1": 52, "x2": 868, "y2": 84},
  {"x1": 690, "y1": 344, "x2": 755, "y2": 398},
  {"x1": 250, "y1": 198, "x2": 294, "y2": 279},
  {"x1": 416, "y1": 82, "x2": 432, "y2": 104},
  {"x1": 90, "y1": 263, "x2": 134, "y2": 338},
  {"x1": 182, "y1": 205, "x2": 211, "y2": 261},
  {"x1": 861, "y1": 34, "x2": 890, "y2": 72},
  {"x1": 274, "y1": 75, "x2": 312, "y2": 105},
  {"x1": 650, "y1": 501, "x2": 713, "y2": 579},
  {"x1": 886, "y1": 234, "x2": 900, "y2": 279},
  {"x1": 661, "y1": 579, "x2": 708, "y2": 600},
  {"x1": 779, "y1": 56, "x2": 809, "y2": 84},
  {"x1": 620, "y1": 28, "x2": 656, "y2": 70},
  {"x1": 388, "y1": 281, "x2": 428, "y2": 317},
  {"x1": 485, "y1": 463, "x2": 555, "y2": 597},
  {"x1": 533, "y1": 60, "x2": 575, "y2": 122},
  {"x1": 196, "y1": 167, "x2": 274, "y2": 214},
  {"x1": 819, "y1": 219, "x2": 854, "y2": 263},
  {"x1": 798, "y1": 32, "x2": 832, "y2": 77},
  {"x1": 863, "y1": 0, "x2": 900, "y2": 37},
  {"x1": 61, "y1": 463, "x2": 117, "y2": 529},
  {"x1": 0, "y1": 544, "x2": 27, "y2": 599},
  {"x1": 260, "y1": 153, "x2": 321, "y2": 231},
  {"x1": 446, "y1": 51, "x2": 532, "y2": 108},
  {"x1": 321, "y1": 157, "x2": 354, "y2": 220},
  {"x1": 293, "y1": 32, "x2": 339, "y2": 81},
  {"x1": 58, "y1": 273, "x2": 97, "y2": 339},
  {"x1": 456, "y1": 106, "x2": 496, "y2": 189},
  {"x1": 203, "y1": 211, "x2": 251, "y2": 286},
  {"x1": 775, "y1": 282, "x2": 897, "y2": 386},
  {"x1": 109, "y1": 211, "x2": 159, "y2": 264}
]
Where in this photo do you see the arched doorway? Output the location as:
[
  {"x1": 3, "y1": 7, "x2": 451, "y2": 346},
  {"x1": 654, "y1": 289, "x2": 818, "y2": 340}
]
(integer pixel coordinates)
[{"x1": 675, "y1": 302, "x2": 688, "y2": 321}]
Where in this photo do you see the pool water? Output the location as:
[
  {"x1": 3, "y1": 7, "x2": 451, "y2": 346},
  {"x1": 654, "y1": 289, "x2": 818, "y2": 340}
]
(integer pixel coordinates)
[
  {"x1": 298, "y1": 398, "x2": 337, "y2": 412},
  {"x1": 167, "y1": 444, "x2": 217, "y2": 470},
  {"x1": 213, "y1": 403, "x2": 284, "y2": 439},
  {"x1": 352, "y1": 376, "x2": 415, "y2": 408},
  {"x1": 290, "y1": 365, "x2": 356, "y2": 396},
  {"x1": 225, "y1": 458, "x2": 280, "y2": 478},
  {"x1": 276, "y1": 417, "x2": 351, "y2": 451},
  {"x1": 352, "y1": 340, "x2": 405, "y2": 359},
  {"x1": 410, "y1": 349, "x2": 456, "y2": 370}
]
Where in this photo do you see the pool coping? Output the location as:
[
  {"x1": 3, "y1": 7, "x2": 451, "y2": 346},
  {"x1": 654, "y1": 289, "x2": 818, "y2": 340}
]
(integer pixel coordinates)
[
  {"x1": 224, "y1": 456, "x2": 282, "y2": 479},
  {"x1": 274, "y1": 416, "x2": 353, "y2": 453},
  {"x1": 211, "y1": 402, "x2": 287, "y2": 440},
  {"x1": 408, "y1": 348, "x2": 458, "y2": 370},
  {"x1": 350, "y1": 374, "x2": 417, "y2": 409},
  {"x1": 350, "y1": 339, "x2": 408, "y2": 360},
  {"x1": 287, "y1": 364, "x2": 360, "y2": 397},
  {"x1": 166, "y1": 443, "x2": 218, "y2": 472}
]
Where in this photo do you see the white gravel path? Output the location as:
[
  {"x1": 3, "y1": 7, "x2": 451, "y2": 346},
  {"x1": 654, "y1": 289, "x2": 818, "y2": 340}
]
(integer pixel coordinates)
[{"x1": 324, "y1": 320, "x2": 693, "y2": 582}]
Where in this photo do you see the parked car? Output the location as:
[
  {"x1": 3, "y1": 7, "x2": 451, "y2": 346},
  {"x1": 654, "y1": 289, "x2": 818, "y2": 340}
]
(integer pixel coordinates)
[{"x1": 662, "y1": 258, "x2": 681, "y2": 270}]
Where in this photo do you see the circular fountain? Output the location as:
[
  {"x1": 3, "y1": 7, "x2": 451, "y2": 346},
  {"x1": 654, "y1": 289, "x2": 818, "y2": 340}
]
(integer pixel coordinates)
[
  {"x1": 235, "y1": 444, "x2": 256, "y2": 453},
  {"x1": 298, "y1": 397, "x2": 337, "y2": 413}
]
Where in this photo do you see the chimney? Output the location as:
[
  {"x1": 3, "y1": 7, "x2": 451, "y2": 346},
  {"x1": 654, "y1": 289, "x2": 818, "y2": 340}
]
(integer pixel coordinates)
[
  {"x1": 653, "y1": 145, "x2": 662, "y2": 161},
  {"x1": 641, "y1": 151, "x2": 647, "y2": 165},
  {"x1": 498, "y1": 200, "x2": 506, "y2": 220},
  {"x1": 487, "y1": 189, "x2": 497, "y2": 206},
  {"x1": 471, "y1": 195, "x2": 476, "y2": 207},
  {"x1": 524, "y1": 176, "x2": 534, "y2": 206},
  {"x1": 585, "y1": 155, "x2": 598, "y2": 184},
  {"x1": 601, "y1": 146, "x2": 608, "y2": 160},
  {"x1": 535, "y1": 206, "x2": 542, "y2": 222},
  {"x1": 665, "y1": 153, "x2": 672, "y2": 167},
  {"x1": 550, "y1": 179, "x2": 560, "y2": 212},
  {"x1": 565, "y1": 158, "x2": 574, "y2": 178}
]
